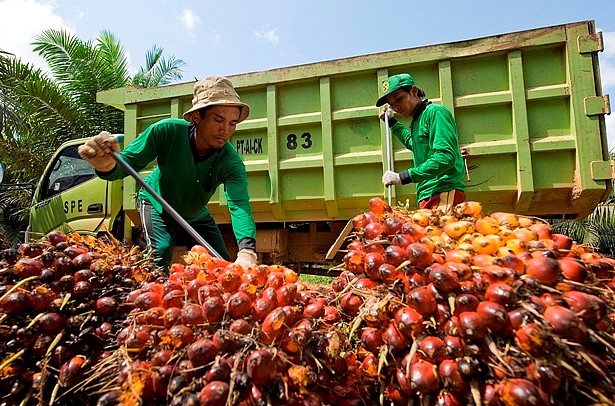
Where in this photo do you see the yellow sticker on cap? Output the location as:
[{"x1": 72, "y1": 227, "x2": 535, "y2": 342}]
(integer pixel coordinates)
[{"x1": 382, "y1": 81, "x2": 390, "y2": 93}]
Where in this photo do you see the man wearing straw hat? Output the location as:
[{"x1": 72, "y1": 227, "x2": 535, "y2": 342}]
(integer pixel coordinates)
[
  {"x1": 79, "y1": 76, "x2": 257, "y2": 270},
  {"x1": 377, "y1": 73, "x2": 467, "y2": 212}
]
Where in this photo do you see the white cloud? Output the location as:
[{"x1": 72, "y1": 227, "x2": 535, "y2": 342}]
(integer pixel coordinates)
[
  {"x1": 179, "y1": 8, "x2": 201, "y2": 36},
  {"x1": 0, "y1": 0, "x2": 71, "y2": 70},
  {"x1": 254, "y1": 25, "x2": 279, "y2": 45}
]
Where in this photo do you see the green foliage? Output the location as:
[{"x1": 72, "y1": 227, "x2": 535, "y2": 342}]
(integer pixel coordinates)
[
  {"x1": 552, "y1": 201, "x2": 615, "y2": 258},
  {"x1": 0, "y1": 29, "x2": 185, "y2": 245}
]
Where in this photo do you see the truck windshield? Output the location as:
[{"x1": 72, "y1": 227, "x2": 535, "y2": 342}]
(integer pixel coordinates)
[{"x1": 42, "y1": 144, "x2": 96, "y2": 200}]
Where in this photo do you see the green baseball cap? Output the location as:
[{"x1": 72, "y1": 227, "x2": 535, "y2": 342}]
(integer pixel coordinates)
[{"x1": 376, "y1": 73, "x2": 415, "y2": 107}]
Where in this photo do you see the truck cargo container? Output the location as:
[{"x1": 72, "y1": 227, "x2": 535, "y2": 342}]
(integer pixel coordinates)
[{"x1": 27, "y1": 20, "x2": 612, "y2": 268}]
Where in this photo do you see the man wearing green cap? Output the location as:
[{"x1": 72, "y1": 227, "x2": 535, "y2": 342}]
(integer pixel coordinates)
[{"x1": 377, "y1": 73, "x2": 466, "y2": 212}]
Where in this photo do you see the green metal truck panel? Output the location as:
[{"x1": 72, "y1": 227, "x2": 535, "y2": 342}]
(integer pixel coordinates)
[
  {"x1": 98, "y1": 21, "x2": 610, "y2": 224},
  {"x1": 30, "y1": 21, "x2": 611, "y2": 264}
]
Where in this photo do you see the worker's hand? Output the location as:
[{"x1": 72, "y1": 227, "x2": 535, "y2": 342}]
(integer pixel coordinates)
[
  {"x1": 78, "y1": 131, "x2": 119, "y2": 172},
  {"x1": 378, "y1": 106, "x2": 395, "y2": 122},
  {"x1": 234, "y1": 249, "x2": 258, "y2": 269},
  {"x1": 382, "y1": 170, "x2": 402, "y2": 187}
]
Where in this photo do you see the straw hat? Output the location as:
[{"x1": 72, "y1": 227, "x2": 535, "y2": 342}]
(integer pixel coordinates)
[{"x1": 183, "y1": 76, "x2": 250, "y2": 123}]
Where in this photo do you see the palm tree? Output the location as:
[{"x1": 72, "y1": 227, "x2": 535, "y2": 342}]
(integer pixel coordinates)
[{"x1": 0, "y1": 28, "x2": 185, "y2": 245}]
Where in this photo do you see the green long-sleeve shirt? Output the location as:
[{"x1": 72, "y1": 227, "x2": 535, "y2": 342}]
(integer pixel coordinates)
[
  {"x1": 391, "y1": 101, "x2": 466, "y2": 203},
  {"x1": 98, "y1": 118, "x2": 256, "y2": 246}
]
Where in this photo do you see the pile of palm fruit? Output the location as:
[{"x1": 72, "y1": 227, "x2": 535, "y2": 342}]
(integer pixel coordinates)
[{"x1": 0, "y1": 198, "x2": 613, "y2": 405}]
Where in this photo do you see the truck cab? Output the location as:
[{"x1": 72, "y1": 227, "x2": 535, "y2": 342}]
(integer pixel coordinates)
[{"x1": 27, "y1": 138, "x2": 124, "y2": 242}]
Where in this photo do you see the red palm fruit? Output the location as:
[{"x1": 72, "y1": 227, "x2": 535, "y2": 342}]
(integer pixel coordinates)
[
  {"x1": 485, "y1": 283, "x2": 516, "y2": 308},
  {"x1": 402, "y1": 221, "x2": 427, "y2": 240},
  {"x1": 525, "y1": 362, "x2": 562, "y2": 393},
  {"x1": 514, "y1": 322, "x2": 551, "y2": 357},
  {"x1": 443, "y1": 335, "x2": 465, "y2": 359},
  {"x1": 477, "y1": 300, "x2": 511, "y2": 336},
  {"x1": 340, "y1": 291, "x2": 363, "y2": 317},
  {"x1": 59, "y1": 355, "x2": 87, "y2": 387},
  {"x1": 281, "y1": 328, "x2": 309, "y2": 354},
  {"x1": 360, "y1": 327, "x2": 383, "y2": 355},
  {"x1": 163, "y1": 307, "x2": 183, "y2": 328},
  {"x1": 134, "y1": 291, "x2": 163, "y2": 310},
  {"x1": 303, "y1": 299, "x2": 325, "y2": 319},
  {"x1": 29, "y1": 286, "x2": 57, "y2": 313},
  {"x1": 266, "y1": 271, "x2": 286, "y2": 289},
  {"x1": 443, "y1": 261, "x2": 473, "y2": 280},
  {"x1": 429, "y1": 264, "x2": 460, "y2": 294},
  {"x1": 218, "y1": 269, "x2": 242, "y2": 292},
  {"x1": 383, "y1": 215, "x2": 404, "y2": 236},
  {"x1": 226, "y1": 291, "x2": 253, "y2": 319},
  {"x1": 151, "y1": 349, "x2": 173, "y2": 367},
  {"x1": 543, "y1": 305, "x2": 588, "y2": 343},
  {"x1": 508, "y1": 307, "x2": 529, "y2": 329},
  {"x1": 252, "y1": 296, "x2": 276, "y2": 322},
  {"x1": 246, "y1": 349, "x2": 276, "y2": 386},
  {"x1": 200, "y1": 296, "x2": 225, "y2": 323},
  {"x1": 418, "y1": 336, "x2": 446, "y2": 364},
  {"x1": 410, "y1": 361, "x2": 439, "y2": 394},
  {"x1": 275, "y1": 283, "x2": 297, "y2": 307},
  {"x1": 168, "y1": 325, "x2": 195, "y2": 349},
  {"x1": 181, "y1": 303, "x2": 205, "y2": 325},
  {"x1": 394, "y1": 307, "x2": 424, "y2": 339},
  {"x1": 343, "y1": 250, "x2": 365, "y2": 274},
  {"x1": 439, "y1": 359, "x2": 468, "y2": 394},
  {"x1": 355, "y1": 277, "x2": 379, "y2": 289},
  {"x1": 382, "y1": 322, "x2": 408, "y2": 354},
  {"x1": 557, "y1": 257, "x2": 588, "y2": 283},
  {"x1": 406, "y1": 242, "x2": 434, "y2": 268},
  {"x1": 458, "y1": 311, "x2": 487, "y2": 342},
  {"x1": 205, "y1": 357, "x2": 232, "y2": 383},
  {"x1": 525, "y1": 256, "x2": 561, "y2": 285},
  {"x1": 229, "y1": 319, "x2": 251, "y2": 335},
  {"x1": 13, "y1": 258, "x2": 44, "y2": 278},
  {"x1": 199, "y1": 381, "x2": 229, "y2": 406},
  {"x1": 384, "y1": 245, "x2": 407, "y2": 267},
  {"x1": 407, "y1": 286, "x2": 437, "y2": 316},
  {"x1": 562, "y1": 290, "x2": 607, "y2": 325},
  {"x1": 391, "y1": 233, "x2": 415, "y2": 249},
  {"x1": 163, "y1": 289, "x2": 185, "y2": 309},
  {"x1": 551, "y1": 233, "x2": 573, "y2": 250},
  {"x1": 323, "y1": 305, "x2": 341, "y2": 323},
  {"x1": 364, "y1": 221, "x2": 386, "y2": 240},
  {"x1": 260, "y1": 308, "x2": 287, "y2": 345},
  {"x1": 365, "y1": 242, "x2": 385, "y2": 254},
  {"x1": 454, "y1": 294, "x2": 480, "y2": 315},
  {"x1": 38, "y1": 312, "x2": 66, "y2": 335},
  {"x1": 185, "y1": 279, "x2": 206, "y2": 302},
  {"x1": 499, "y1": 378, "x2": 548, "y2": 406},
  {"x1": 187, "y1": 338, "x2": 219, "y2": 367},
  {"x1": 378, "y1": 263, "x2": 401, "y2": 284},
  {"x1": 529, "y1": 223, "x2": 553, "y2": 240},
  {"x1": 368, "y1": 196, "x2": 390, "y2": 214}
]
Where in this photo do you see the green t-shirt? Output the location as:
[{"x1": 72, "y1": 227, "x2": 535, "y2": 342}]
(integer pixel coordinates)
[
  {"x1": 99, "y1": 118, "x2": 256, "y2": 244},
  {"x1": 390, "y1": 102, "x2": 466, "y2": 203}
]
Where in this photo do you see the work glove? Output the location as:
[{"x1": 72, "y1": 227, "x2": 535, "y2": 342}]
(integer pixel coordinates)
[
  {"x1": 382, "y1": 170, "x2": 402, "y2": 187},
  {"x1": 78, "y1": 131, "x2": 119, "y2": 172},
  {"x1": 234, "y1": 248, "x2": 258, "y2": 269},
  {"x1": 378, "y1": 106, "x2": 396, "y2": 122}
]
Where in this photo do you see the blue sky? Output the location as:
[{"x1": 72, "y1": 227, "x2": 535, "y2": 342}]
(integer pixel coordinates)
[{"x1": 1, "y1": 0, "x2": 614, "y2": 149}]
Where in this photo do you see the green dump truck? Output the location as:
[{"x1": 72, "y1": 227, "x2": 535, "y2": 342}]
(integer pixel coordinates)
[{"x1": 27, "y1": 20, "x2": 612, "y2": 266}]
